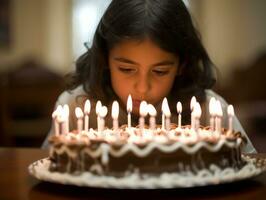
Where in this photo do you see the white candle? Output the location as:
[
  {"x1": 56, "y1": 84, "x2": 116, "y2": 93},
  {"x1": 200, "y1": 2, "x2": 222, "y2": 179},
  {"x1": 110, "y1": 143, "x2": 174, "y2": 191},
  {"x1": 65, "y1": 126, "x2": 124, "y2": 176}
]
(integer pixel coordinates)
[
  {"x1": 209, "y1": 97, "x2": 216, "y2": 132},
  {"x1": 98, "y1": 106, "x2": 108, "y2": 132},
  {"x1": 96, "y1": 100, "x2": 102, "y2": 131},
  {"x1": 148, "y1": 104, "x2": 157, "y2": 130},
  {"x1": 215, "y1": 100, "x2": 223, "y2": 134},
  {"x1": 176, "y1": 101, "x2": 182, "y2": 128},
  {"x1": 162, "y1": 98, "x2": 171, "y2": 131},
  {"x1": 193, "y1": 102, "x2": 202, "y2": 132},
  {"x1": 127, "y1": 94, "x2": 132, "y2": 129},
  {"x1": 139, "y1": 101, "x2": 148, "y2": 133},
  {"x1": 52, "y1": 108, "x2": 59, "y2": 136},
  {"x1": 75, "y1": 107, "x2": 84, "y2": 134},
  {"x1": 84, "y1": 99, "x2": 91, "y2": 132},
  {"x1": 63, "y1": 104, "x2": 69, "y2": 134},
  {"x1": 227, "y1": 105, "x2": 234, "y2": 134},
  {"x1": 190, "y1": 96, "x2": 197, "y2": 130},
  {"x1": 56, "y1": 105, "x2": 64, "y2": 135},
  {"x1": 112, "y1": 101, "x2": 119, "y2": 132},
  {"x1": 161, "y1": 98, "x2": 168, "y2": 130}
]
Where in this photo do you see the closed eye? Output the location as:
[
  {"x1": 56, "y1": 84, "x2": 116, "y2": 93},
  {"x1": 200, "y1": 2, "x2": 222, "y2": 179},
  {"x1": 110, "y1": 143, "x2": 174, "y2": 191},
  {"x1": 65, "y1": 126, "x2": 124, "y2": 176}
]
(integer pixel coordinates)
[
  {"x1": 118, "y1": 67, "x2": 136, "y2": 73},
  {"x1": 152, "y1": 69, "x2": 170, "y2": 76}
]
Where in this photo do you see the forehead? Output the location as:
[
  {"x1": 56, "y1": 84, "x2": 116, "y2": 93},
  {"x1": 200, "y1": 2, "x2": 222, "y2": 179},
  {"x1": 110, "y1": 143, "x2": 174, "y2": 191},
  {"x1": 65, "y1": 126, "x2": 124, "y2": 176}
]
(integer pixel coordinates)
[{"x1": 109, "y1": 38, "x2": 178, "y2": 62}]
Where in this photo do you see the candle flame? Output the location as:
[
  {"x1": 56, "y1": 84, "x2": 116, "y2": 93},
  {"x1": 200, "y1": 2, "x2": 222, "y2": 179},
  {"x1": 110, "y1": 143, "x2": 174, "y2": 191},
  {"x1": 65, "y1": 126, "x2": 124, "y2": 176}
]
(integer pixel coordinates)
[
  {"x1": 52, "y1": 109, "x2": 58, "y2": 119},
  {"x1": 148, "y1": 104, "x2": 157, "y2": 117},
  {"x1": 127, "y1": 94, "x2": 132, "y2": 112},
  {"x1": 75, "y1": 107, "x2": 84, "y2": 119},
  {"x1": 99, "y1": 106, "x2": 108, "y2": 118},
  {"x1": 162, "y1": 98, "x2": 167, "y2": 111},
  {"x1": 216, "y1": 100, "x2": 223, "y2": 117},
  {"x1": 139, "y1": 101, "x2": 148, "y2": 116},
  {"x1": 162, "y1": 98, "x2": 171, "y2": 117},
  {"x1": 177, "y1": 101, "x2": 182, "y2": 113},
  {"x1": 193, "y1": 102, "x2": 202, "y2": 118},
  {"x1": 112, "y1": 101, "x2": 119, "y2": 119},
  {"x1": 57, "y1": 105, "x2": 63, "y2": 113},
  {"x1": 227, "y1": 105, "x2": 234, "y2": 117},
  {"x1": 96, "y1": 100, "x2": 102, "y2": 115},
  {"x1": 84, "y1": 99, "x2": 91, "y2": 114},
  {"x1": 55, "y1": 105, "x2": 65, "y2": 122},
  {"x1": 190, "y1": 96, "x2": 197, "y2": 111},
  {"x1": 63, "y1": 104, "x2": 69, "y2": 116},
  {"x1": 209, "y1": 97, "x2": 216, "y2": 116}
]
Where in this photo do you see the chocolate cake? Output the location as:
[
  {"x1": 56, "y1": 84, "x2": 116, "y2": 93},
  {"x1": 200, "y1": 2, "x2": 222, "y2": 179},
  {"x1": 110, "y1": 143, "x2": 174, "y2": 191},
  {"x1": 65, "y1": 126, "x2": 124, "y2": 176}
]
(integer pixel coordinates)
[{"x1": 48, "y1": 124, "x2": 247, "y2": 177}]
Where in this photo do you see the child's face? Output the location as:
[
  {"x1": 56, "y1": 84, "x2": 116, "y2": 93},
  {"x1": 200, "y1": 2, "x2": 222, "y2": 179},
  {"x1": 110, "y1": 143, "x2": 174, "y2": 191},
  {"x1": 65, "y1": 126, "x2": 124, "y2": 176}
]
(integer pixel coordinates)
[{"x1": 109, "y1": 38, "x2": 179, "y2": 115}]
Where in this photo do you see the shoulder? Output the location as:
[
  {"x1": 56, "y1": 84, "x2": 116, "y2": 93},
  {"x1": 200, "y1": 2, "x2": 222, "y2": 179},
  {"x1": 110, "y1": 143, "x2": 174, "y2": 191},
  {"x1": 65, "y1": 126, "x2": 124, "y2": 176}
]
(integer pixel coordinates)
[
  {"x1": 205, "y1": 89, "x2": 229, "y2": 108},
  {"x1": 56, "y1": 85, "x2": 87, "y2": 106}
]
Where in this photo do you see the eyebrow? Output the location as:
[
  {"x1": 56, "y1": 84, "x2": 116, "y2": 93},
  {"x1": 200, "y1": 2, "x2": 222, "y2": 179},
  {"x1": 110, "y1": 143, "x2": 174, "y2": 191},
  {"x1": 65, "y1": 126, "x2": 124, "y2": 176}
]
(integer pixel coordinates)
[{"x1": 113, "y1": 57, "x2": 176, "y2": 67}]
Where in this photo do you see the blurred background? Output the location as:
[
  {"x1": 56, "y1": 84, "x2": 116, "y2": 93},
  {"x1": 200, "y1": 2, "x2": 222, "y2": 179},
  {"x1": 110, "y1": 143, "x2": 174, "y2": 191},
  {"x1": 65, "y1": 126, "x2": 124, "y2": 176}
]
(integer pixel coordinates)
[{"x1": 0, "y1": 0, "x2": 265, "y2": 151}]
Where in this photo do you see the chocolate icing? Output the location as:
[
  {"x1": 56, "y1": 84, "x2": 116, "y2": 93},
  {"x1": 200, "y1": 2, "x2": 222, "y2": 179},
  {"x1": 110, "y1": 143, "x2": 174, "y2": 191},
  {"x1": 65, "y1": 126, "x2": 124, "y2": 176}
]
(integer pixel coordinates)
[{"x1": 48, "y1": 125, "x2": 246, "y2": 177}]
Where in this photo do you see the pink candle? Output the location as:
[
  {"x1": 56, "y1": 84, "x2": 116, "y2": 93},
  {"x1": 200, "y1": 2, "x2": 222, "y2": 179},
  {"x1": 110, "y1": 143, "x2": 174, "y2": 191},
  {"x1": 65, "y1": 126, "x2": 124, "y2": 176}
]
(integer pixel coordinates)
[
  {"x1": 112, "y1": 101, "x2": 119, "y2": 132},
  {"x1": 162, "y1": 98, "x2": 171, "y2": 131},
  {"x1": 98, "y1": 106, "x2": 108, "y2": 132},
  {"x1": 84, "y1": 99, "x2": 91, "y2": 132},
  {"x1": 127, "y1": 95, "x2": 132, "y2": 129},
  {"x1": 227, "y1": 105, "x2": 234, "y2": 134},
  {"x1": 209, "y1": 97, "x2": 216, "y2": 132},
  {"x1": 75, "y1": 107, "x2": 84, "y2": 134},
  {"x1": 56, "y1": 105, "x2": 64, "y2": 135},
  {"x1": 176, "y1": 101, "x2": 182, "y2": 128},
  {"x1": 161, "y1": 98, "x2": 168, "y2": 130},
  {"x1": 215, "y1": 100, "x2": 223, "y2": 134},
  {"x1": 193, "y1": 102, "x2": 202, "y2": 132},
  {"x1": 190, "y1": 96, "x2": 197, "y2": 130},
  {"x1": 52, "y1": 108, "x2": 59, "y2": 136},
  {"x1": 63, "y1": 104, "x2": 69, "y2": 134},
  {"x1": 139, "y1": 101, "x2": 148, "y2": 133},
  {"x1": 95, "y1": 101, "x2": 102, "y2": 131},
  {"x1": 148, "y1": 104, "x2": 157, "y2": 130}
]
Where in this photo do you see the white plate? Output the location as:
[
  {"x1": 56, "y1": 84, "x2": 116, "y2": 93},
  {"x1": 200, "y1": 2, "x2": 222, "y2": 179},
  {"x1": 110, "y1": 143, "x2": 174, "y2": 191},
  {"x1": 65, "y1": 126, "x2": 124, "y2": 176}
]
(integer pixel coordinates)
[{"x1": 28, "y1": 156, "x2": 265, "y2": 189}]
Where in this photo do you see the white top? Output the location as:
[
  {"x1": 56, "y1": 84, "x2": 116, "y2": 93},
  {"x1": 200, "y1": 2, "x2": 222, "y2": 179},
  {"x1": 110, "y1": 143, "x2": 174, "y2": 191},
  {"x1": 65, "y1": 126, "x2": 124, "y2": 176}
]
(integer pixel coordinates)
[{"x1": 42, "y1": 86, "x2": 257, "y2": 153}]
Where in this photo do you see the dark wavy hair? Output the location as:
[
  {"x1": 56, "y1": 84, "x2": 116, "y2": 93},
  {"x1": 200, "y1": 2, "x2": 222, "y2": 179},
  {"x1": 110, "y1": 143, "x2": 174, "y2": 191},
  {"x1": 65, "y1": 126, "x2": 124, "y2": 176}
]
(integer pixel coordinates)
[{"x1": 67, "y1": 0, "x2": 216, "y2": 122}]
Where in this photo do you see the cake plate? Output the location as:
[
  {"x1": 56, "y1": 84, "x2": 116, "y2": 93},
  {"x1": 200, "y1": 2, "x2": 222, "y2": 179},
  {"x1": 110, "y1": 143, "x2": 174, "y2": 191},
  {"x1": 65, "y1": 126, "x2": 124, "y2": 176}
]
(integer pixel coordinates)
[{"x1": 28, "y1": 155, "x2": 266, "y2": 189}]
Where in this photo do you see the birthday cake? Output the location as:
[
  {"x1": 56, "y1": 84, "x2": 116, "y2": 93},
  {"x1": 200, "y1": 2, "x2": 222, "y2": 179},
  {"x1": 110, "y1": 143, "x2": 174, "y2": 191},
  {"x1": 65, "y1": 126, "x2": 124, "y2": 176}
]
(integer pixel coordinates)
[
  {"x1": 48, "y1": 98, "x2": 248, "y2": 177},
  {"x1": 48, "y1": 125, "x2": 246, "y2": 177}
]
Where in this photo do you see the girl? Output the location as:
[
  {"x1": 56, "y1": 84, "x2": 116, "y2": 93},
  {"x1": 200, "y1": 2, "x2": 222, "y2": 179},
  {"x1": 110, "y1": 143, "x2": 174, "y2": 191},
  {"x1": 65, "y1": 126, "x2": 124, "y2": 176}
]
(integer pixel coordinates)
[{"x1": 42, "y1": 0, "x2": 256, "y2": 153}]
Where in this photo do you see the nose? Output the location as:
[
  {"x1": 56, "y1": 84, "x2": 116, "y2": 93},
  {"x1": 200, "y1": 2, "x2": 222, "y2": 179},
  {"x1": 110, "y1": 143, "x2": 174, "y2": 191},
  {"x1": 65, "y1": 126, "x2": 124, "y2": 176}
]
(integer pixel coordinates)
[{"x1": 134, "y1": 74, "x2": 151, "y2": 95}]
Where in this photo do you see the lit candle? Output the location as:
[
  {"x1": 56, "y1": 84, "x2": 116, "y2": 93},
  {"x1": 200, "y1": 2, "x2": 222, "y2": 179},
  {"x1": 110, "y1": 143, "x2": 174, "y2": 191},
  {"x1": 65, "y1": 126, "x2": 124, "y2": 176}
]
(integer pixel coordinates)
[
  {"x1": 193, "y1": 102, "x2": 202, "y2": 132},
  {"x1": 190, "y1": 96, "x2": 197, "y2": 130},
  {"x1": 176, "y1": 101, "x2": 182, "y2": 128},
  {"x1": 209, "y1": 97, "x2": 216, "y2": 132},
  {"x1": 227, "y1": 105, "x2": 234, "y2": 135},
  {"x1": 215, "y1": 100, "x2": 223, "y2": 134},
  {"x1": 139, "y1": 101, "x2": 148, "y2": 133},
  {"x1": 96, "y1": 100, "x2": 102, "y2": 131},
  {"x1": 148, "y1": 104, "x2": 157, "y2": 130},
  {"x1": 84, "y1": 99, "x2": 91, "y2": 132},
  {"x1": 162, "y1": 98, "x2": 171, "y2": 131},
  {"x1": 52, "y1": 108, "x2": 59, "y2": 136},
  {"x1": 75, "y1": 107, "x2": 84, "y2": 134},
  {"x1": 112, "y1": 101, "x2": 119, "y2": 132},
  {"x1": 161, "y1": 98, "x2": 168, "y2": 130},
  {"x1": 98, "y1": 106, "x2": 108, "y2": 132},
  {"x1": 63, "y1": 104, "x2": 69, "y2": 134},
  {"x1": 127, "y1": 95, "x2": 132, "y2": 129},
  {"x1": 56, "y1": 105, "x2": 64, "y2": 134}
]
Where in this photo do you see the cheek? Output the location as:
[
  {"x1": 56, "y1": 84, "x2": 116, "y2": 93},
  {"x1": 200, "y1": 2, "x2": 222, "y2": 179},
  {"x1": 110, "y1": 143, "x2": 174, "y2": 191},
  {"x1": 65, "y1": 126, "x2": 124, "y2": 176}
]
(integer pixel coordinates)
[
  {"x1": 153, "y1": 76, "x2": 176, "y2": 96},
  {"x1": 110, "y1": 72, "x2": 130, "y2": 103}
]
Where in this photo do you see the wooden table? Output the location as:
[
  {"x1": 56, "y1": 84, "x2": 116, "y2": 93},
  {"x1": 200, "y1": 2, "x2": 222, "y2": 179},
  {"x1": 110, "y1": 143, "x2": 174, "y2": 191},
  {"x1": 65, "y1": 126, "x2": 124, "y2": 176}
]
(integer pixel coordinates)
[{"x1": 1, "y1": 148, "x2": 266, "y2": 200}]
